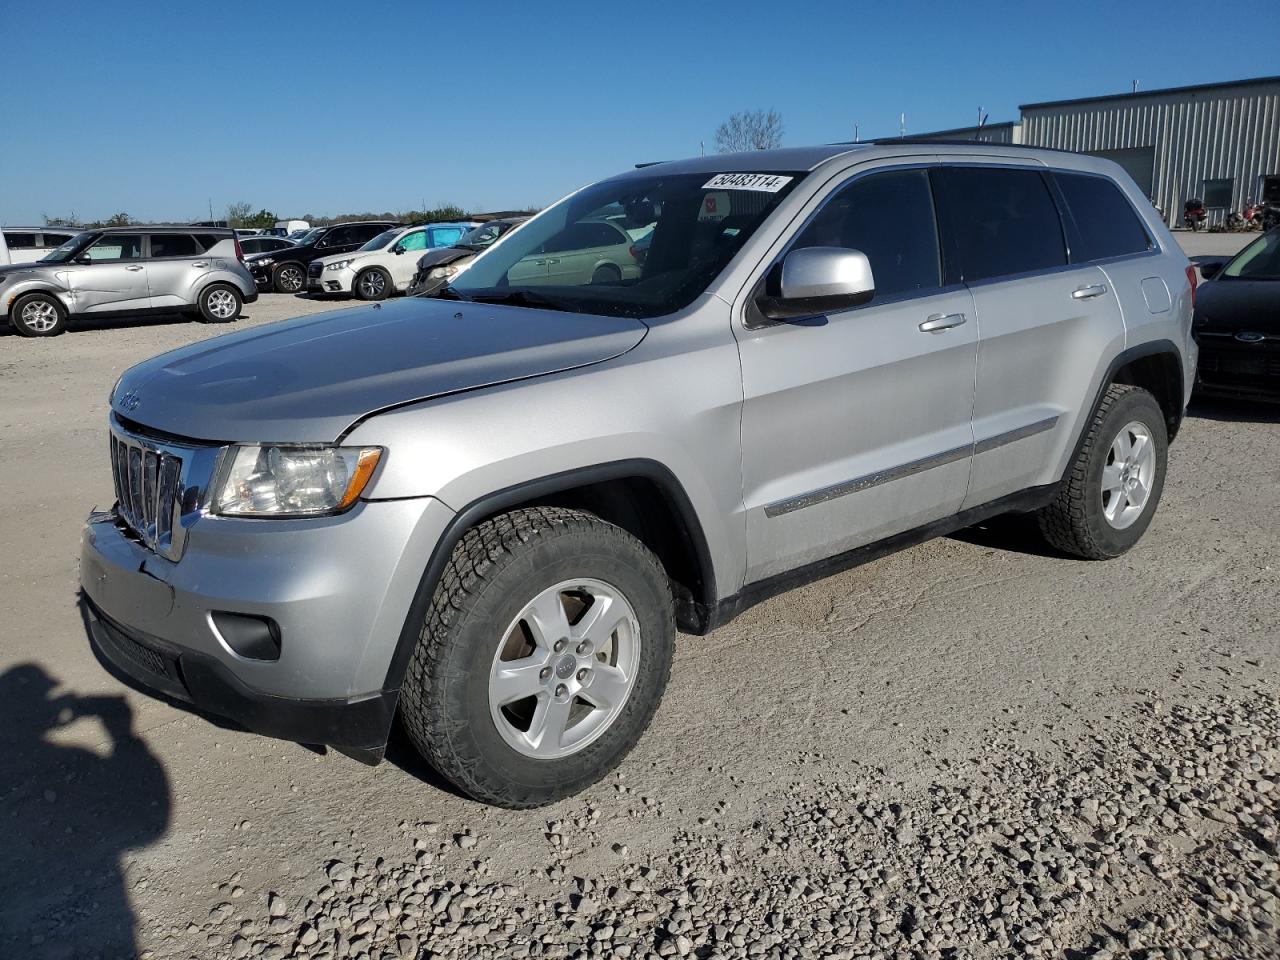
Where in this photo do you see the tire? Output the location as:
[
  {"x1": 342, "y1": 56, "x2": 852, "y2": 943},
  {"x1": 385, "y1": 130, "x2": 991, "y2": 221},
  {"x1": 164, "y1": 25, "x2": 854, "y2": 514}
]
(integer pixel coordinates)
[
  {"x1": 354, "y1": 267, "x2": 391, "y2": 301},
  {"x1": 591, "y1": 264, "x2": 622, "y2": 285},
  {"x1": 196, "y1": 283, "x2": 242, "y2": 323},
  {"x1": 9, "y1": 292, "x2": 68, "y2": 337},
  {"x1": 272, "y1": 262, "x2": 306, "y2": 294},
  {"x1": 400, "y1": 507, "x2": 675, "y2": 808},
  {"x1": 1037, "y1": 384, "x2": 1168, "y2": 560}
]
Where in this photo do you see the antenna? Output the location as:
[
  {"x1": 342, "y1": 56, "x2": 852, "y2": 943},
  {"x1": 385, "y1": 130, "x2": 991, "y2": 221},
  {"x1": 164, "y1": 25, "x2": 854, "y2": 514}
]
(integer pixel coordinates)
[
  {"x1": 853, "y1": 122, "x2": 859, "y2": 143},
  {"x1": 900, "y1": 113, "x2": 906, "y2": 138},
  {"x1": 700, "y1": 140, "x2": 705, "y2": 156},
  {"x1": 1132, "y1": 79, "x2": 1140, "y2": 93}
]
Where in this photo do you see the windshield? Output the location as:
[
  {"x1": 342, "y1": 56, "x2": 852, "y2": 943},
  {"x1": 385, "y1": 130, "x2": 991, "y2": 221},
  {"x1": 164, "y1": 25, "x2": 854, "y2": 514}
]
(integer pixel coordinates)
[
  {"x1": 294, "y1": 228, "x2": 324, "y2": 245},
  {"x1": 40, "y1": 231, "x2": 97, "y2": 263},
  {"x1": 446, "y1": 171, "x2": 802, "y2": 318},
  {"x1": 1221, "y1": 230, "x2": 1280, "y2": 280},
  {"x1": 460, "y1": 222, "x2": 511, "y2": 249},
  {"x1": 360, "y1": 228, "x2": 401, "y2": 252}
]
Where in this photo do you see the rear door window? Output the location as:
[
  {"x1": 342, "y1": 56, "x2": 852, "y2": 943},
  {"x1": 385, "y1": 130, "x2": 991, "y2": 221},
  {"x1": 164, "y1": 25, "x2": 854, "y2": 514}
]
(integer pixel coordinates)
[
  {"x1": 1053, "y1": 172, "x2": 1152, "y2": 262},
  {"x1": 42, "y1": 232, "x2": 75, "y2": 247},
  {"x1": 3, "y1": 232, "x2": 36, "y2": 249},
  {"x1": 791, "y1": 168, "x2": 942, "y2": 302},
  {"x1": 149, "y1": 234, "x2": 202, "y2": 258},
  {"x1": 933, "y1": 167, "x2": 1067, "y2": 283}
]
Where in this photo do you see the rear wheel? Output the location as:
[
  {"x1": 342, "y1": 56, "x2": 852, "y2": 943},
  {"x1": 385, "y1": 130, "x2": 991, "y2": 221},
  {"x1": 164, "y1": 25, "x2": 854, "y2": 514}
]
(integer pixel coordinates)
[
  {"x1": 591, "y1": 264, "x2": 622, "y2": 285},
  {"x1": 354, "y1": 267, "x2": 391, "y2": 301},
  {"x1": 1037, "y1": 384, "x2": 1167, "y2": 559},
  {"x1": 196, "y1": 283, "x2": 242, "y2": 323},
  {"x1": 399, "y1": 507, "x2": 675, "y2": 808},
  {"x1": 9, "y1": 293, "x2": 68, "y2": 337},
  {"x1": 272, "y1": 262, "x2": 305, "y2": 294}
]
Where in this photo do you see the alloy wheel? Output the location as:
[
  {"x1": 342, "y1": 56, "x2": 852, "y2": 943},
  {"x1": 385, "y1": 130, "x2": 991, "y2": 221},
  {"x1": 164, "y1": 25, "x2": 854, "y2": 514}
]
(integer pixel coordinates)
[
  {"x1": 488, "y1": 578, "x2": 640, "y2": 760},
  {"x1": 20, "y1": 300, "x2": 59, "y2": 333},
  {"x1": 206, "y1": 289, "x2": 237, "y2": 319},
  {"x1": 278, "y1": 266, "x2": 304, "y2": 292},
  {"x1": 359, "y1": 272, "x2": 386, "y2": 297},
  {"x1": 1101, "y1": 420, "x2": 1157, "y2": 529}
]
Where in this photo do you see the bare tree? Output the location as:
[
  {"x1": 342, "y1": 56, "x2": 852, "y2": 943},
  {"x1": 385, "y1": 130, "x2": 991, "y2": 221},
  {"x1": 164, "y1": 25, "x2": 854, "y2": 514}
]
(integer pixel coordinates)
[
  {"x1": 714, "y1": 109, "x2": 784, "y2": 153},
  {"x1": 225, "y1": 202, "x2": 253, "y2": 227}
]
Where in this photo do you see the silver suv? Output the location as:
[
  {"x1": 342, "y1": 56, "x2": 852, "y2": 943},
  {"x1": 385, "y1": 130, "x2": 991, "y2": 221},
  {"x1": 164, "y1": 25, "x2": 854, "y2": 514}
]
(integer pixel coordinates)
[
  {"x1": 2, "y1": 227, "x2": 256, "y2": 336},
  {"x1": 80, "y1": 144, "x2": 1196, "y2": 807}
]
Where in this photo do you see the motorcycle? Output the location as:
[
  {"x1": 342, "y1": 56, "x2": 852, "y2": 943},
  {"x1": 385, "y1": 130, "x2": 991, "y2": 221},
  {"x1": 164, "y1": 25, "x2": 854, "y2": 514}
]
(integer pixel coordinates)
[{"x1": 1183, "y1": 198, "x2": 1207, "y2": 231}]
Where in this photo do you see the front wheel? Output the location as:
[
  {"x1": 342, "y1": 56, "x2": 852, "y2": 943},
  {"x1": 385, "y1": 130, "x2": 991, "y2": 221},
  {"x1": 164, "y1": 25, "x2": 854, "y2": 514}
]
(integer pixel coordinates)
[
  {"x1": 399, "y1": 507, "x2": 675, "y2": 808},
  {"x1": 9, "y1": 293, "x2": 68, "y2": 337},
  {"x1": 272, "y1": 262, "x2": 306, "y2": 294},
  {"x1": 1037, "y1": 384, "x2": 1168, "y2": 559},
  {"x1": 354, "y1": 267, "x2": 391, "y2": 301}
]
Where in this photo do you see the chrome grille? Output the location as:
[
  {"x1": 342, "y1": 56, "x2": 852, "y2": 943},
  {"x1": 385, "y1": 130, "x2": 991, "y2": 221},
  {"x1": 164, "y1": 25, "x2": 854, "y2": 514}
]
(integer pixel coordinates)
[{"x1": 111, "y1": 432, "x2": 184, "y2": 555}]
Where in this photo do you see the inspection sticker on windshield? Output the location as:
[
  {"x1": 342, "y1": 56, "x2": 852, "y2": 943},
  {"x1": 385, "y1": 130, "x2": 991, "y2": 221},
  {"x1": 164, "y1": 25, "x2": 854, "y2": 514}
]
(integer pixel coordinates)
[{"x1": 702, "y1": 173, "x2": 793, "y2": 193}]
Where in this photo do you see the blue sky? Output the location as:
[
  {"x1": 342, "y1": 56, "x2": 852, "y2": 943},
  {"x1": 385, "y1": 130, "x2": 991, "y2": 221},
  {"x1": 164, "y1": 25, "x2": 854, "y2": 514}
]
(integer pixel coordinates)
[{"x1": 3, "y1": 0, "x2": 1277, "y2": 224}]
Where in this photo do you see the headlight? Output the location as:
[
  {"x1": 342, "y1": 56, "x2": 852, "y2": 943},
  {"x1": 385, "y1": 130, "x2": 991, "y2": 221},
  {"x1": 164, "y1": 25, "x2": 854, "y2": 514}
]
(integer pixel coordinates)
[
  {"x1": 327, "y1": 259, "x2": 354, "y2": 272},
  {"x1": 213, "y1": 445, "x2": 383, "y2": 517},
  {"x1": 257, "y1": 258, "x2": 275, "y2": 268},
  {"x1": 428, "y1": 264, "x2": 460, "y2": 279}
]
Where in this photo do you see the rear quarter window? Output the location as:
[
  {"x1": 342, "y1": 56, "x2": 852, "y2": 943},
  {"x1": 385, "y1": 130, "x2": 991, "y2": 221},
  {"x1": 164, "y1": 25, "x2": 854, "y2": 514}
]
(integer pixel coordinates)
[
  {"x1": 3, "y1": 232, "x2": 36, "y2": 249},
  {"x1": 1053, "y1": 172, "x2": 1153, "y2": 262},
  {"x1": 934, "y1": 167, "x2": 1067, "y2": 283},
  {"x1": 149, "y1": 234, "x2": 202, "y2": 258}
]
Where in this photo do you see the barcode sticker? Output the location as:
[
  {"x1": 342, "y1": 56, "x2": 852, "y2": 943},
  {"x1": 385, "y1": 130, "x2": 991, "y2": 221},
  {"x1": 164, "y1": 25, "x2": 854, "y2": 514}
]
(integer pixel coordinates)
[{"x1": 702, "y1": 173, "x2": 793, "y2": 193}]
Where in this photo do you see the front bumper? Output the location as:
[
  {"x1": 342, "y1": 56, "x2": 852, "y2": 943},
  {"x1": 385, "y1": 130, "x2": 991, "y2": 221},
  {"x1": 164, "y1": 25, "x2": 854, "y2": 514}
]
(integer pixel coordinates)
[
  {"x1": 307, "y1": 263, "x2": 355, "y2": 294},
  {"x1": 1194, "y1": 335, "x2": 1280, "y2": 402},
  {"x1": 80, "y1": 495, "x2": 456, "y2": 752}
]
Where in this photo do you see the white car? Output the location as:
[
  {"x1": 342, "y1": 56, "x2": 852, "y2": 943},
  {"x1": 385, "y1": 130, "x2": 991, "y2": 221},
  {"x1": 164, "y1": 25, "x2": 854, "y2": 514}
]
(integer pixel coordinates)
[
  {"x1": 308, "y1": 221, "x2": 478, "y2": 299},
  {"x1": 1, "y1": 226, "x2": 81, "y2": 265}
]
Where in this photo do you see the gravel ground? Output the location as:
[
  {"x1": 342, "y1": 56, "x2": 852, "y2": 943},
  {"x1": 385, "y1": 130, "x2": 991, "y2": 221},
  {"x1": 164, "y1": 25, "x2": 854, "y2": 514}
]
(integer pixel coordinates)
[{"x1": 2, "y1": 234, "x2": 1277, "y2": 960}]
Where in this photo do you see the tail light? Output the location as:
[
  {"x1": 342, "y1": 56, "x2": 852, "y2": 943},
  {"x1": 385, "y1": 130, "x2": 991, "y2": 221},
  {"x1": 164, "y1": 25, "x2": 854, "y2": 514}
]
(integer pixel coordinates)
[
  {"x1": 234, "y1": 235, "x2": 244, "y2": 262},
  {"x1": 1185, "y1": 264, "x2": 1198, "y2": 308},
  {"x1": 629, "y1": 244, "x2": 645, "y2": 264}
]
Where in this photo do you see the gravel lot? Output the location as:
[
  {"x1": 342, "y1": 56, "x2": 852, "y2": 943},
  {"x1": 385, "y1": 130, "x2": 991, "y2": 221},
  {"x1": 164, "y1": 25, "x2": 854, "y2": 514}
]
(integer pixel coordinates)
[{"x1": 2, "y1": 233, "x2": 1277, "y2": 960}]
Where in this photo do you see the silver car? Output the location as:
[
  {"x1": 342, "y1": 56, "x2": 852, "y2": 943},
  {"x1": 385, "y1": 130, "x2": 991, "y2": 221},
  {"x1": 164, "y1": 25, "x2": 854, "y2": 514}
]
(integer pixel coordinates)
[
  {"x1": 2, "y1": 226, "x2": 256, "y2": 336},
  {"x1": 81, "y1": 143, "x2": 1195, "y2": 807}
]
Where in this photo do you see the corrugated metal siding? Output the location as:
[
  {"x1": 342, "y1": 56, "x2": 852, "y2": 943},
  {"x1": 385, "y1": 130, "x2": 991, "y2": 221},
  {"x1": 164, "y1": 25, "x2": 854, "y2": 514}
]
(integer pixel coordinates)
[
  {"x1": 1023, "y1": 81, "x2": 1280, "y2": 227},
  {"x1": 904, "y1": 123, "x2": 1023, "y2": 144}
]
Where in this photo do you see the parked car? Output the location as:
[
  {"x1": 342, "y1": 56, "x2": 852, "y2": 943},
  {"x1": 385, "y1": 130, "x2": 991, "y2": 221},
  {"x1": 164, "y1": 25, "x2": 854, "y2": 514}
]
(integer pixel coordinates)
[
  {"x1": 1193, "y1": 228, "x2": 1280, "y2": 402},
  {"x1": 81, "y1": 144, "x2": 1194, "y2": 808},
  {"x1": 309, "y1": 221, "x2": 479, "y2": 300},
  {"x1": 2, "y1": 226, "x2": 255, "y2": 336},
  {"x1": 245, "y1": 221, "x2": 398, "y2": 293},
  {"x1": 234, "y1": 229, "x2": 262, "y2": 238},
  {"x1": 1, "y1": 226, "x2": 80, "y2": 265},
  {"x1": 407, "y1": 218, "x2": 528, "y2": 296},
  {"x1": 273, "y1": 219, "x2": 310, "y2": 237},
  {"x1": 239, "y1": 235, "x2": 297, "y2": 256},
  {"x1": 506, "y1": 217, "x2": 640, "y2": 288}
]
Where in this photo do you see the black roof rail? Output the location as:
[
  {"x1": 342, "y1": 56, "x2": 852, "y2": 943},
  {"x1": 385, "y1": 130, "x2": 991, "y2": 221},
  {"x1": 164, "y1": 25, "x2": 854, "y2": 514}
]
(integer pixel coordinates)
[{"x1": 865, "y1": 137, "x2": 1081, "y2": 155}]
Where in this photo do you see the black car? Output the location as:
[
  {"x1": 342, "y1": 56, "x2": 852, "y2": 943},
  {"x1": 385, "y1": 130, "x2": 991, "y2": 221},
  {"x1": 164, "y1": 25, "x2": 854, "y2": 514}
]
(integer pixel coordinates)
[
  {"x1": 238, "y1": 235, "x2": 296, "y2": 256},
  {"x1": 407, "y1": 217, "x2": 528, "y2": 296},
  {"x1": 246, "y1": 221, "x2": 399, "y2": 293},
  {"x1": 1193, "y1": 228, "x2": 1280, "y2": 402}
]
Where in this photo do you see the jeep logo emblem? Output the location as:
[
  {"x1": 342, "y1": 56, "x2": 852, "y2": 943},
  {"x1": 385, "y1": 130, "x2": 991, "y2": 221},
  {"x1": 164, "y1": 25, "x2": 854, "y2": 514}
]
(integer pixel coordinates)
[{"x1": 118, "y1": 390, "x2": 141, "y2": 412}]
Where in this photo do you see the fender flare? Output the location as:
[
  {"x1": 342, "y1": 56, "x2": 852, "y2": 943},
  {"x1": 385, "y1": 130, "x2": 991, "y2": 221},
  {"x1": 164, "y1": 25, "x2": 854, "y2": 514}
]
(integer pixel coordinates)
[{"x1": 381, "y1": 458, "x2": 716, "y2": 694}]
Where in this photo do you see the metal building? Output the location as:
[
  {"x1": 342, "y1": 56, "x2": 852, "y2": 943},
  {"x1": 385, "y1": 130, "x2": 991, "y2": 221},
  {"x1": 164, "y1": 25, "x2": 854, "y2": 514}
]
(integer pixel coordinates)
[
  {"x1": 1021, "y1": 76, "x2": 1280, "y2": 227},
  {"x1": 908, "y1": 76, "x2": 1280, "y2": 227}
]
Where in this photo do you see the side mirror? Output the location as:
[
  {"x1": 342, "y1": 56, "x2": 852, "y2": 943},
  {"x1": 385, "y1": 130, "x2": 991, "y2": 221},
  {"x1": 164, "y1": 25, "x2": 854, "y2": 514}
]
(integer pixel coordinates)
[
  {"x1": 392, "y1": 246, "x2": 404, "y2": 255},
  {"x1": 756, "y1": 247, "x2": 875, "y2": 321},
  {"x1": 1198, "y1": 259, "x2": 1225, "y2": 279},
  {"x1": 74, "y1": 255, "x2": 93, "y2": 265}
]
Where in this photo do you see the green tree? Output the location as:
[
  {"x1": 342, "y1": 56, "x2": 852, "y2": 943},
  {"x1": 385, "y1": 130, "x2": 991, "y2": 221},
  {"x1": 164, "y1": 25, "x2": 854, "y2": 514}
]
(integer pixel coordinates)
[{"x1": 244, "y1": 208, "x2": 278, "y2": 229}]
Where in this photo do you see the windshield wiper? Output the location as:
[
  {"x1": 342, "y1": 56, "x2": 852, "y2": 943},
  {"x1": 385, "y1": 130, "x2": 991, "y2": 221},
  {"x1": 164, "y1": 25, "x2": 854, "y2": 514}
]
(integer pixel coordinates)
[
  {"x1": 465, "y1": 289, "x2": 569, "y2": 312},
  {"x1": 433, "y1": 284, "x2": 471, "y2": 301}
]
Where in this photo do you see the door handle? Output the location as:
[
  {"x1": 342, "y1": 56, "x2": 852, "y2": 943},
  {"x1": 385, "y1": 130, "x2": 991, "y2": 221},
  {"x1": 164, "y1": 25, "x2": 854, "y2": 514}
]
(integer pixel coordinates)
[
  {"x1": 544, "y1": 258, "x2": 560, "y2": 265},
  {"x1": 1072, "y1": 283, "x2": 1108, "y2": 300},
  {"x1": 191, "y1": 261, "x2": 208, "y2": 268},
  {"x1": 124, "y1": 265, "x2": 144, "y2": 272},
  {"x1": 918, "y1": 312, "x2": 966, "y2": 332}
]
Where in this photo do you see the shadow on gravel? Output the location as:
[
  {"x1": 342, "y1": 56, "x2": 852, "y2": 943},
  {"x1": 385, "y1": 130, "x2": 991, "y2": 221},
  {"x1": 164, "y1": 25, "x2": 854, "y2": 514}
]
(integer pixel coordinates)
[
  {"x1": 381, "y1": 723, "x2": 474, "y2": 803},
  {"x1": 0, "y1": 663, "x2": 170, "y2": 958},
  {"x1": 1187, "y1": 395, "x2": 1280, "y2": 424},
  {"x1": 948, "y1": 511, "x2": 1066, "y2": 559},
  {"x1": 0, "y1": 311, "x2": 203, "y2": 337}
]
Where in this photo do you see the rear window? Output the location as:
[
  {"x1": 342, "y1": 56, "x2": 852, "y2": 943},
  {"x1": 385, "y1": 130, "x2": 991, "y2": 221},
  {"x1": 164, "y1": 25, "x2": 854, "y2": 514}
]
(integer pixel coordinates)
[
  {"x1": 1054, "y1": 172, "x2": 1152, "y2": 262},
  {"x1": 4, "y1": 232, "x2": 36, "y2": 249},
  {"x1": 193, "y1": 234, "x2": 224, "y2": 252},
  {"x1": 934, "y1": 167, "x2": 1067, "y2": 283},
  {"x1": 150, "y1": 234, "x2": 202, "y2": 258}
]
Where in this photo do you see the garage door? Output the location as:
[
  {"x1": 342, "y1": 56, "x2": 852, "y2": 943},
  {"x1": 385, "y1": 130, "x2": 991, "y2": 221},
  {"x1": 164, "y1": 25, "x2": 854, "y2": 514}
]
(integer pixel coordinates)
[{"x1": 1085, "y1": 147, "x2": 1156, "y2": 196}]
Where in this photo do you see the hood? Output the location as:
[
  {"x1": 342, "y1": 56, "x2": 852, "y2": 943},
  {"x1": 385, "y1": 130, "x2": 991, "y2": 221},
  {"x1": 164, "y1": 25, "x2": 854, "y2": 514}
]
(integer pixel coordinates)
[
  {"x1": 112, "y1": 297, "x2": 648, "y2": 442},
  {"x1": 246, "y1": 246, "x2": 309, "y2": 263},
  {"x1": 416, "y1": 247, "x2": 473, "y2": 270},
  {"x1": 1195, "y1": 278, "x2": 1280, "y2": 334},
  {"x1": 313, "y1": 250, "x2": 378, "y2": 268}
]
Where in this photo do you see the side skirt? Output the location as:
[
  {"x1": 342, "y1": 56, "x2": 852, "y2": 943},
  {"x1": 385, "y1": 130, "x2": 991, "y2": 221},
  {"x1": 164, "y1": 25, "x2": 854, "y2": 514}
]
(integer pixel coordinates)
[{"x1": 698, "y1": 483, "x2": 1059, "y2": 633}]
